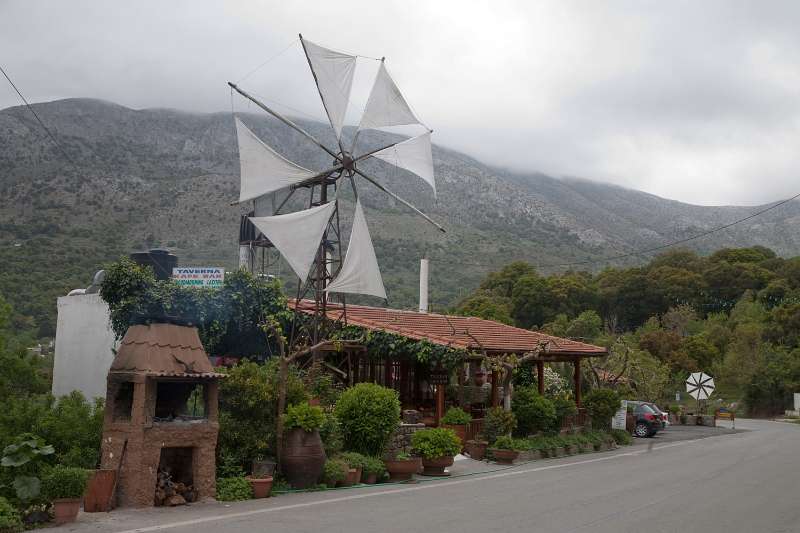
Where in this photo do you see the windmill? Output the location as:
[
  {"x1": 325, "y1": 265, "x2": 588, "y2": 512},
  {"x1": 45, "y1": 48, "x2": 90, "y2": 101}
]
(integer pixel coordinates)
[{"x1": 229, "y1": 34, "x2": 444, "y2": 347}]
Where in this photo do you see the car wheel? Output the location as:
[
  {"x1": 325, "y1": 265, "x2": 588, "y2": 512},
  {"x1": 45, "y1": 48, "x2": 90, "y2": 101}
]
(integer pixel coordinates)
[{"x1": 634, "y1": 423, "x2": 649, "y2": 438}]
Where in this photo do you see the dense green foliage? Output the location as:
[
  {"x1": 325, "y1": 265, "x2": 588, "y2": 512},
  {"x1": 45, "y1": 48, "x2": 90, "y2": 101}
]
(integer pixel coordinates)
[
  {"x1": 457, "y1": 247, "x2": 800, "y2": 416},
  {"x1": 334, "y1": 384, "x2": 400, "y2": 456},
  {"x1": 610, "y1": 429, "x2": 633, "y2": 446},
  {"x1": 319, "y1": 411, "x2": 344, "y2": 457},
  {"x1": 360, "y1": 456, "x2": 385, "y2": 477},
  {"x1": 337, "y1": 452, "x2": 369, "y2": 471},
  {"x1": 41, "y1": 465, "x2": 89, "y2": 500},
  {"x1": 100, "y1": 258, "x2": 292, "y2": 356},
  {"x1": 216, "y1": 360, "x2": 308, "y2": 474},
  {"x1": 584, "y1": 389, "x2": 621, "y2": 430},
  {"x1": 410, "y1": 428, "x2": 462, "y2": 459},
  {"x1": 483, "y1": 406, "x2": 517, "y2": 444},
  {"x1": 511, "y1": 387, "x2": 558, "y2": 436},
  {"x1": 441, "y1": 407, "x2": 472, "y2": 425},
  {"x1": 215, "y1": 477, "x2": 253, "y2": 501},
  {"x1": 0, "y1": 496, "x2": 22, "y2": 532},
  {"x1": 284, "y1": 403, "x2": 325, "y2": 432}
]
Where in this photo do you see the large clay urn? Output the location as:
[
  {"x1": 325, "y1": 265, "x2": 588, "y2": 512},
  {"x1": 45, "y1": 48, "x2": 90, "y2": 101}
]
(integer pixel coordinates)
[{"x1": 282, "y1": 428, "x2": 326, "y2": 489}]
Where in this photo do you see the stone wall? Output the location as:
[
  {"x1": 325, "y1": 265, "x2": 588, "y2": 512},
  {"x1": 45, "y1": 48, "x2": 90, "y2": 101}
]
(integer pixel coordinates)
[{"x1": 385, "y1": 423, "x2": 426, "y2": 458}]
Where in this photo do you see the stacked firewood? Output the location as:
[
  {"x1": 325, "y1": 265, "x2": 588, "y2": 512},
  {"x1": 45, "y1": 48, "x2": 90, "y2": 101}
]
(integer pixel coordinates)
[{"x1": 154, "y1": 469, "x2": 196, "y2": 506}]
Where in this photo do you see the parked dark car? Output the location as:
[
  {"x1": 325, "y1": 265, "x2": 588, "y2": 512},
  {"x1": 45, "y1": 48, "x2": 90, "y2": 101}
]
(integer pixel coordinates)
[
  {"x1": 632, "y1": 404, "x2": 660, "y2": 438},
  {"x1": 627, "y1": 401, "x2": 669, "y2": 430}
]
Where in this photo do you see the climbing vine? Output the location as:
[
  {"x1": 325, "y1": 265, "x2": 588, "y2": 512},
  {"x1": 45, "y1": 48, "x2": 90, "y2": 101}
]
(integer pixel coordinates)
[{"x1": 100, "y1": 258, "x2": 293, "y2": 357}]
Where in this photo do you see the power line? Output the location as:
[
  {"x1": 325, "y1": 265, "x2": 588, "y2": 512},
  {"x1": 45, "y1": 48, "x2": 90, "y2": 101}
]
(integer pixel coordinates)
[{"x1": 0, "y1": 63, "x2": 75, "y2": 165}]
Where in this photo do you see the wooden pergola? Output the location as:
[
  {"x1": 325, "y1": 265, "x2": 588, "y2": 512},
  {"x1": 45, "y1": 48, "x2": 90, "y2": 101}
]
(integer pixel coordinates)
[{"x1": 292, "y1": 301, "x2": 607, "y2": 423}]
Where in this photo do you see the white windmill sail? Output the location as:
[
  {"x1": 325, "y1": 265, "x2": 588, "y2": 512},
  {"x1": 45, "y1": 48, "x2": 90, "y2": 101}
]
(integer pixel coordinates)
[
  {"x1": 249, "y1": 201, "x2": 335, "y2": 280},
  {"x1": 358, "y1": 62, "x2": 420, "y2": 131},
  {"x1": 326, "y1": 200, "x2": 387, "y2": 299},
  {"x1": 235, "y1": 117, "x2": 316, "y2": 202},
  {"x1": 301, "y1": 38, "x2": 356, "y2": 140},
  {"x1": 370, "y1": 132, "x2": 436, "y2": 196}
]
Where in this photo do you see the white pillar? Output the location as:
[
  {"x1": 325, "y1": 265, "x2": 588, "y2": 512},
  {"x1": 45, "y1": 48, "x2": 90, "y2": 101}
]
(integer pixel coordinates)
[
  {"x1": 239, "y1": 245, "x2": 252, "y2": 272},
  {"x1": 419, "y1": 258, "x2": 429, "y2": 313}
]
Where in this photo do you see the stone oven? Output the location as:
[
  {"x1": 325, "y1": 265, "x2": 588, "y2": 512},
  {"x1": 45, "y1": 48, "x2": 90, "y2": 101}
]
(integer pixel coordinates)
[{"x1": 99, "y1": 323, "x2": 224, "y2": 507}]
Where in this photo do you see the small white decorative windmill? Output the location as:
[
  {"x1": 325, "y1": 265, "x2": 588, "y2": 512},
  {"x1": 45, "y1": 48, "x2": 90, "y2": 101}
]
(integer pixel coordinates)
[{"x1": 229, "y1": 34, "x2": 443, "y2": 346}]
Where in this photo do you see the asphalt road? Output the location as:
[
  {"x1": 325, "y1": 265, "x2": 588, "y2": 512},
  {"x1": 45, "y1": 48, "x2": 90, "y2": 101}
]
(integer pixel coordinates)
[{"x1": 55, "y1": 419, "x2": 799, "y2": 533}]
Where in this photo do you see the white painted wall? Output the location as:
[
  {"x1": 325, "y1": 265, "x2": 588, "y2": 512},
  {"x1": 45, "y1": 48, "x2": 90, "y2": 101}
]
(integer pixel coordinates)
[{"x1": 52, "y1": 293, "x2": 117, "y2": 400}]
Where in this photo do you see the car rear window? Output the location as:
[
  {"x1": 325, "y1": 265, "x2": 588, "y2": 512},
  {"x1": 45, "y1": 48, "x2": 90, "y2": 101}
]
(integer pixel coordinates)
[{"x1": 638, "y1": 404, "x2": 656, "y2": 414}]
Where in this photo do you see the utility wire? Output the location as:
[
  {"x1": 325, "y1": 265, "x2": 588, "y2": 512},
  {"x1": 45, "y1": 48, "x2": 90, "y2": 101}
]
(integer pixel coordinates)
[{"x1": 0, "y1": 63, "x2": 75, "y2": 165}]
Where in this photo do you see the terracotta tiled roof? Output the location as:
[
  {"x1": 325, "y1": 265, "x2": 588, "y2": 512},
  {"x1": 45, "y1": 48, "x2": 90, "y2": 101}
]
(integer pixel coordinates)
[
  {"x1": 291, "y1": 301, "x2": 606, "y2": 358},
  {"x1": 110, "y1": 323, "x2": 225, "y2": 378}
]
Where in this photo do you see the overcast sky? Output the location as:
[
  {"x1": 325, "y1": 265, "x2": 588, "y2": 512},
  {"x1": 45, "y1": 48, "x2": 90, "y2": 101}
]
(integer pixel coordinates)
[{"x1": 2, "y1": 1, "x2": 799, "y2": 206}]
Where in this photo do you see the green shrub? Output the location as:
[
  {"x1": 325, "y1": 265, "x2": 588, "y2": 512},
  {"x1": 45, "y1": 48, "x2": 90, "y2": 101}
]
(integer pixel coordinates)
[
  {"x1": 322, "y1": 459, "x2": 348, "y2": 486},
  {"x1": 41, "y1": 465, "x2": 89, "y2": 500},
  {"x1": 1, "y1": 434, "x2": 55, "y2": 503},
  {"x1": 337, "y1": 452, "x2": 369, "y2": 470},
  {"x1": 308, "y1": 372, "x2": 343, "y2": 408},
  {"x1": 484, "y1": 407, "x2": 517, "y2": 444},
  {"x1": 552, "y1": 394, "x2": 578, "y2": 425},
  {"x1": 511, "y1": 387, "x2": 557, "y2": 436},
  {"x1": 584, "y1": 388, "x2": 621, "y2": 430},
  {"x1": 284, "y1": 403, "x2": 324, "y2": 432},
  {"x1": 361, "y1": 456, "x2": 385, "y2": 477},
  {"x1": 319, "y1": 411, "x2": 343, "y2": 456},
  {"x1": 410, "y1": 428, "x2": 461, "y2": 459},
  {"x1": 610, "y1": 429, "x2": 632, "y2": 446},
  {"x1": 217, "y1": 359, "x2": 308, "y2": 474},
  {"x1": 492, "y1": 435, "x2": 517, "y2": 450},
  {"x1": 216, "y1": 476, "x2": 252, "y2": 501},
  {"x1": 334, "y1": 383, "x2": 400, "y2": 456},
  {"x1": 0, "y1": 496, "x2": 21, "y2": 532},
  {"x1": 441, "y1": 407, "x2": 471, "y2": 425}
]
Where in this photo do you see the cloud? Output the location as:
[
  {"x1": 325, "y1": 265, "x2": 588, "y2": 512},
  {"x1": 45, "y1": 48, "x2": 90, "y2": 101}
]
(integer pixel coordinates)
[{"x1": 1, "y1": 0, "x2": 799, "y2": 205}]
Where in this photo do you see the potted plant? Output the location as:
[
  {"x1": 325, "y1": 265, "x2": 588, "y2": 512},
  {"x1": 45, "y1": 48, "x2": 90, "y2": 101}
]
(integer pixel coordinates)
[
  {"x1": 282, "y1": 402, "x2": 326, "y2": 489},
  {"x1": 384, "y1": 452, "x2": 421, "y2": 482},
  {"x1": 361, "y1": 456, "x2": 385, "y2": 484},
  {"x1": 440, "y1": 407, "x2": 471, "y2": 449},
  {"x1": 490, "y1": 436, "x2": 520, "y2": 464},
  {"x1": 465, "y1": 432, "x2": 489, "y2": 461},
  {"x1": 411, "y1": 427, "x2": 462, "y2": 476},
  {"x1": 251, "y1": 456, "x2": 276, "y2": 479},
  {"x1": 322, "y1": 458, "x2": 348, "y2": 487},
  {"x1": 42, "y1": 465, "x2": 89, "y2": 525},
  {"x1": 338, "y1": 452, "x2": 368, "y2": 486}
]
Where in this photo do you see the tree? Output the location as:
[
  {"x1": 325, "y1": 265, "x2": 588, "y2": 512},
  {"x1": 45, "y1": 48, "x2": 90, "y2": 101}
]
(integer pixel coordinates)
[{"x1": 455, "y1": 292, "x2": 513, "y2": 325}]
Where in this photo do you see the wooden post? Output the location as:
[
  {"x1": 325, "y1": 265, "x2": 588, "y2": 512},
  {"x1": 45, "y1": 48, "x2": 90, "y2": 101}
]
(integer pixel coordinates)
[
  {"x1": 537, "y1": 361, "x2": 545, "y2": 395},
  {"x1": 574, "y1": 359, "x2": 582, "y2": 408},
  {"x1": 384, "y1": 359, "x2": 392, "y2": 387},
  {"x1": 435, "y1": 384, "x2": 445, "y2": 426},
  {"x1": 491, "y1": 369, "x2": 500, "y2": 407}
]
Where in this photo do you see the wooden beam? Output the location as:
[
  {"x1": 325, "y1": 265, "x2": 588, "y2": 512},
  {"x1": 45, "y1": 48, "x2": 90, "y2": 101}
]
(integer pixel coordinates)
[
  {"x1": 537, "y1": 361, "x2": 545, "y2": 395},
  {"x1": 574, "y1": 360, "x2": 582, "y2": 408},
  {"x1": 491, "y1": 369, "x2": 500, "y2": 407},
  {"x1": 435, "y1": 384, "x2": 445, "y2": 426}
]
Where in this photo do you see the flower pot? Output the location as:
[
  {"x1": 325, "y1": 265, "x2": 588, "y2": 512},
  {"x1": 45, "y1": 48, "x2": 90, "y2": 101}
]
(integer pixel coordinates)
[
  {"x1": 252, "y1": 459, "x2": 276, "y2": 478},
  {"x1": 246, "y1": 476, "x2": 273, "y2": 498},
  {"x1": 553, "y1": 447, "x2": 566, "y2": 457},
  {"x1": 84, "y1": 469, "x2": 116, "y2": 512},
  {"x1": 52, "y1": 498, "x2": 81, "y2": 525},
  {"x1": 308, "y1": 398, "x2": 321, "y2": 407},
  {"x1": 282, "y1": 428, "x2": 326, "y2": 489},
  {"x1": 342, "y1": 467, "x2": 362, "y2": 486},
  {"x1": 491, "y1": 448, "x2": 519, "y2": 465},
  {"x1": 517, "y1": 449, "x2": 542, "y2": 461},
  {"x1": 580, "y1": 443, "x2": 593, "y2": 454},
  {"x1": 441, "y1": 424, "x2": 466, "y2": 450},
  {"x1": 363, "y1": 472, "x2": 378, "y2": 484},
  {"x1": 564, "y1": 444, "x2": 577, "y2": 455},
  {"x1": 421, "y1": 456, "x2": 454, "y2": 476},
  {"x1": 385, "y1": 457, "x2": 421, "y2": 481},
  {"x1": 465, "y1": 440, "x2": 488, "y2": 460}
]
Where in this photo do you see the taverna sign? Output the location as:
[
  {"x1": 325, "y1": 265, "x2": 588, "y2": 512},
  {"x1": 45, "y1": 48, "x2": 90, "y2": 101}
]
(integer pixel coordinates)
[{"x1": 171, "y1": 267, "x2": 224, "y2": 288}]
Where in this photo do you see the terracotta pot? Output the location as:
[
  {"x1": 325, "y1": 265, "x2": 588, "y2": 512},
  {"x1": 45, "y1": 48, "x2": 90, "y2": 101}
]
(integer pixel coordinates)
[
  {"x1": 580, "y1": 443, "x2": 594, "y2": 454},
  {"x1": 564, "y1": 444, "x2": 577, "y2": 455},
  {"x1": 246, "y1": 476, "x2": 273, "y2": 498},
  {"x1": 363, "y1": 472, "x2": 378, "y2": 484},
  {"x1": 465, "y1": 440, "x2": 488, "y2": 460},
  {"x1": 308, "y1": 398, "x2": 321, "y2": 407},
  {"x1": 84, "y1": 469, "x2": 116, "y2": 512},
  {"x1": 342, "y1": 467, "x2": 362, "y2": 486},
  {"x1": 441, "y1": 424, "x2": 467, "y2": 450},
  {"x1": 385, "y1": 457, "x2": 421, "y2": 481},
  {"x1": 421, "y1": 456, "x2": 454, "y2": 476},
  {"x1": 491, "y1": 448, "x2": 519, "y2": 465},
  {"x1": 282, "y1": 428, "x2": 326, "y2": 489},
  {"x1": 553, "y1": 447, "x2": 566, "y2": 457},
  {"x1": 52, "y1": 498, "x2": 81, "y2": 525}
]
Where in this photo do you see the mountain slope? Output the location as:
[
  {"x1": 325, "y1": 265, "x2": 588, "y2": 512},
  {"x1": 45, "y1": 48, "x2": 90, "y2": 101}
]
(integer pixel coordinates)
[{"x1": 2, "y1": 98, "x2": 799, "y2": 335}]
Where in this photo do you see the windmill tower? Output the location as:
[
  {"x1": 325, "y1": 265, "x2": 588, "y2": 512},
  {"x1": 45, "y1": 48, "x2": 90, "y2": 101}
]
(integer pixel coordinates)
[{"x1": 229, "y1": 35, "x2": 443, "y2": 347}]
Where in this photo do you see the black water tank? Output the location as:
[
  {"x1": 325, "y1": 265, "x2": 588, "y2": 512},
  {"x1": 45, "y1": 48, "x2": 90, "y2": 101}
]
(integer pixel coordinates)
[{"x1": 130, "y1": 249, "x2": 178, "y2": 281}]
